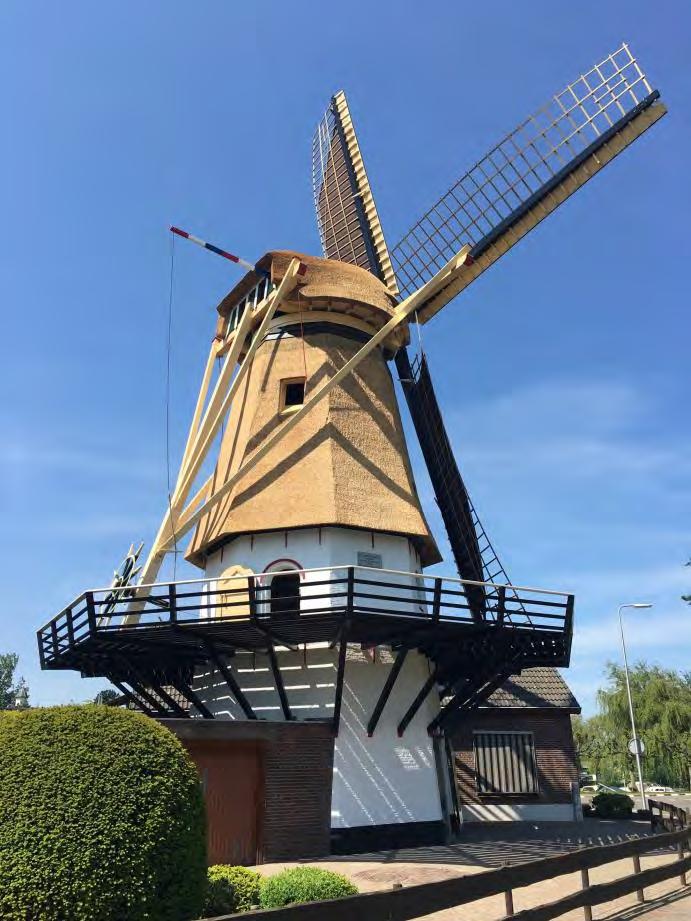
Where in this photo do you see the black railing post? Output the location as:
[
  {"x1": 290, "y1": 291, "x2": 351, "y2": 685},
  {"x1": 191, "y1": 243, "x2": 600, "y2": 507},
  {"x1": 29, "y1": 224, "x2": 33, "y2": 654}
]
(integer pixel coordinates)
[
  {"x1": 432, "y1": 578, "x2": 442, "y2": 622},
  {"x1": 36, "y1": 630, "x2": 46, "y2": 668},
  {"x1": 564, "y1": 593, "x2": 575, "y2": 658},
  {"x1": 50, "y1": 620, "x2": 59, "y2": 658},
  {"x1": 346, "y1": 566, "x2": 355, "y2": 617},
  {"x1": 247, "y1": 575, "x2": 257, "y2": 619},
  {"x1": 169, "y1": 583, "x2": 177, "y2": 623},
  {"x1": 496, "y1": 585, "x2": 506, "y2": 626},
  {"x1": 66, "y1": 607, "x2": 75, "y2": 647},
  {"x1": 86, "y1": 592, "x2": 97, "y2": 635}
]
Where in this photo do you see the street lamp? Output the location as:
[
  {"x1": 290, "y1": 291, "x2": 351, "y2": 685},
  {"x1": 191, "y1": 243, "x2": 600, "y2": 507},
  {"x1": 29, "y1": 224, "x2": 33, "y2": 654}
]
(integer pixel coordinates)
[{"x1": 618, "y1": 602, "x2": 652, "y2": 811}]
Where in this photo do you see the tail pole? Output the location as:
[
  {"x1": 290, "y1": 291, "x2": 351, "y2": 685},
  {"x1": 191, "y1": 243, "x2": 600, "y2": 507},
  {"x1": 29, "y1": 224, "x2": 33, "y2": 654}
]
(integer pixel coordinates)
[{"x1": 170, "y1": 226, "x2": 268, "y2": 276}]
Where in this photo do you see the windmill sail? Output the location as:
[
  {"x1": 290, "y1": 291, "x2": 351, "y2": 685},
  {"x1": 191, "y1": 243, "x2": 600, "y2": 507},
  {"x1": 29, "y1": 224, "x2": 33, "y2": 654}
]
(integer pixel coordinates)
[
  {"x1": 396, "y1": 349, "x2": 527, "y2": 624},
  {"x1": 312, "y1": 88, "x2": 531, "y2": 624},
  {"x1": 312, "y1": 90, "x2": 399, "y2": 294},
  {"x1": 391, "y1": 43, "x2": 666, "y2": 321}
]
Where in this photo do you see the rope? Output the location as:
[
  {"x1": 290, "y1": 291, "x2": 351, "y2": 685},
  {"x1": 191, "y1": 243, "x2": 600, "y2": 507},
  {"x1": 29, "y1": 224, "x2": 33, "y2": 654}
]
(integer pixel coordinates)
[{"x1": 165, "y1": 233, "x2": 180, "y2": 578}]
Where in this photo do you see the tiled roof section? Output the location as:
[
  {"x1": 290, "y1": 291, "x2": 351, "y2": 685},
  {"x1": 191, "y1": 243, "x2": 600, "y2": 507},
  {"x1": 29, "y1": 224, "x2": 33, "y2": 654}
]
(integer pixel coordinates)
[{"x1": 483, "y1": 667, "x2": 581, "y2": 712}]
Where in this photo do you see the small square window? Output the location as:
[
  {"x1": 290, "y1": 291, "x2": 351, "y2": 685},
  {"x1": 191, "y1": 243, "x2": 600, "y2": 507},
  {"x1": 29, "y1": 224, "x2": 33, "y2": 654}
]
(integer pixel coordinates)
[{"x1": 280, "y1": 378, "x2": 305, "y2": 412}]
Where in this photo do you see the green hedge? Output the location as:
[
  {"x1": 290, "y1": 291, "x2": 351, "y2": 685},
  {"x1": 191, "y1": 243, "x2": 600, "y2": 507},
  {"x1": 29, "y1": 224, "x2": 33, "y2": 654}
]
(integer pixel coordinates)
[
  {"x1": 592, "y1": 790, "x2": 635, "y2": 819},
  {"x1": 0, "y1": 705, "x2": 206, "y2": 920},
  {"x1": 260, "y1": 866, "x2": 357, "y2": 908},
  {"x1": 204, "y1": 865, "x2": 262, "y2": 915}
]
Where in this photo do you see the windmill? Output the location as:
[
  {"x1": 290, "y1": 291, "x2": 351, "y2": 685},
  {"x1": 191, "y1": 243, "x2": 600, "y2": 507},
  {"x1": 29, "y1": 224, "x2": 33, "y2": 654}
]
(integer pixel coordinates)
[
  {"x1": 38, "y1": 44, "x2": 665, "y2": 849},
  {"x1": 131, "y1": 42, "x2": 664, "y2": 603}
]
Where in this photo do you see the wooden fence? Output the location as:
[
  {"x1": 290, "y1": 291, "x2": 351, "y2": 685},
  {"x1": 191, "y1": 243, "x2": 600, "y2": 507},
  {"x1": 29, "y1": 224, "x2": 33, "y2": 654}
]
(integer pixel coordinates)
[
  {"x1": 205, "y1": 819, "x2": 690, "y2": 921},
  {"x1": 650, "y1": 796, "x2": 690, "y2": 832}
]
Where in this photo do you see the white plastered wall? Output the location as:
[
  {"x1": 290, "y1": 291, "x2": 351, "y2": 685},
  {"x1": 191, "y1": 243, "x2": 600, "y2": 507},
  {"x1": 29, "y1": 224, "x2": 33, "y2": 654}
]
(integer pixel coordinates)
[
  {"x1": 332, "y1": 648, "x2": 443, "y2": 828},
  {"x1": 204, "y1": 526, "x2": 422, "y2": 581},
  {"x1": 461, "y1": 803, "x2": 578, "y2": 822}
]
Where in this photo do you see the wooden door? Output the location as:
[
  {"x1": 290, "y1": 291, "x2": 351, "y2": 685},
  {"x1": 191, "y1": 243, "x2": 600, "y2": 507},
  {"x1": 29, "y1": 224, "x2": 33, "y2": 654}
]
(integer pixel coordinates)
[{"x1": 187, "y1": 741, "x2": 262, "y2": 866}]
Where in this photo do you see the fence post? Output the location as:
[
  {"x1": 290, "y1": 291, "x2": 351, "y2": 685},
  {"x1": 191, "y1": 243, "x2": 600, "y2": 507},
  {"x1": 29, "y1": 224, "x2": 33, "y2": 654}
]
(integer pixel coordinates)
[
  {"x1": 169, "y1": 583, "x2": 177, "y2": 622},
  {"x1": 632, "y1": 854, "x2": 644, "y2": 902},
  {"x1": 678, "y1": 841, "x2": 687, "y2": 886},
  {"x1": 502, "y1": 862, "x2": 514, "y2": 916},
  {"x1": 580, "y1": 868, "x2": 593, "y2": 921}
]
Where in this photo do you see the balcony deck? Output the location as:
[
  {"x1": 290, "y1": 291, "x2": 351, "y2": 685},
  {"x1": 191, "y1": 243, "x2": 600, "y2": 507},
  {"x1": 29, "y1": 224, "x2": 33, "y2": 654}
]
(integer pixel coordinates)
[{"x1": 37, "y1": 566, "x2": 573, "y2": 734}]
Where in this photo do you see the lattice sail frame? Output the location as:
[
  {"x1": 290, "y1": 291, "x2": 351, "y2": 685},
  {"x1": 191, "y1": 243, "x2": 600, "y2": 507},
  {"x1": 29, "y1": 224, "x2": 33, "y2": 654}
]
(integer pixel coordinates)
[
  {"x1": 312, "y1": 91, "x2": 398, "y2": 293},
  {"x1": 391, "y1": 43, "x2": 658, "y2": 297}
]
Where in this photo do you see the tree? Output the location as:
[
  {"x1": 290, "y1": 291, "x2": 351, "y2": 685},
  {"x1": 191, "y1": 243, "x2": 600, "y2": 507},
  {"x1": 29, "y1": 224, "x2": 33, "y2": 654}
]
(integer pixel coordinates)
[
  {"x1": 0, "y1": 654, "x2": 28, "y2": 710},
  {"x1": 574, "y1": 663, "x2": 691, "y2": 788},
  {"x1": 93, "y1": 689, "x2": 119, "y2": 705}
]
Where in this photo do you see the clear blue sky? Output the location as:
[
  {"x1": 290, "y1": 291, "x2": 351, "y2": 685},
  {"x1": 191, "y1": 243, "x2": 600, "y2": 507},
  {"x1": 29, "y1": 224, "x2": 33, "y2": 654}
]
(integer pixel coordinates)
[{"x1": 1, "y1": 2, "x2": 689, "y2": 715}]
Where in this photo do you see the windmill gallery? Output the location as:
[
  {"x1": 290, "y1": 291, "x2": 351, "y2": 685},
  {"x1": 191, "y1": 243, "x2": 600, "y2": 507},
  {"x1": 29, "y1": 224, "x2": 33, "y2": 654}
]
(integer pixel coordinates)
[{"x1": 37, "y1": 45, "x2": 665, "y2": 863}]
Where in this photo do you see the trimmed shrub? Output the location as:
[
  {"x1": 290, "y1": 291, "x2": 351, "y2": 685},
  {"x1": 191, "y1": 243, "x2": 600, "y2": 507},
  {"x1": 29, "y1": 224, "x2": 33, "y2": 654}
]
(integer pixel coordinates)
[
  {"x1": 0, "y1": 705, "x2": 206, "y2": 921},
  {"x1": 260, "y1": 866, "x2": 358, "y2": 908},
  {"x1": 592, "y1": 790, "x2": 635, "y2": 819},
  {"x1": 204, "y1": 865, "x2": 262, "y2": 915}
]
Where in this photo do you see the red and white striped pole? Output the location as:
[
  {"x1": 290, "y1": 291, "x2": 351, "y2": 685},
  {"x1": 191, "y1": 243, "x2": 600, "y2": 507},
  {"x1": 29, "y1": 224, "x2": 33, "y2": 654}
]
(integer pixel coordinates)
[{"x1": 170, "y1": 226, "x2": 265, "y2": 275}]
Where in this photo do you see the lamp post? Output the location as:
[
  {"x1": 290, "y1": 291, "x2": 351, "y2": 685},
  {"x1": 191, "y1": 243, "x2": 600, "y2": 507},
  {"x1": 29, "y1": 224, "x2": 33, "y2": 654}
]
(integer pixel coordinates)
[{"x1": 618, "y1": 602, "x2": 652, "y2": 811}]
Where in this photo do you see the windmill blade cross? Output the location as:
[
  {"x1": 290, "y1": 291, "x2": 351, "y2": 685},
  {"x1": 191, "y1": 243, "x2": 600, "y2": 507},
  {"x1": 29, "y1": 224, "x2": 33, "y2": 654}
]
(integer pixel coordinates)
[{"x1": 391, "y1": 43, "x2": 666, "y2": 321}]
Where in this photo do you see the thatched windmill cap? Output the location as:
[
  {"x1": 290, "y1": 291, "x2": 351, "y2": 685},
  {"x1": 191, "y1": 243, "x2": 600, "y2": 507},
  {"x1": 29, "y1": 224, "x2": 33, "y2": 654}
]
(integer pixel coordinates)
[{"x1": 217, "y1": 251, "x2": 399, "y2": 320}]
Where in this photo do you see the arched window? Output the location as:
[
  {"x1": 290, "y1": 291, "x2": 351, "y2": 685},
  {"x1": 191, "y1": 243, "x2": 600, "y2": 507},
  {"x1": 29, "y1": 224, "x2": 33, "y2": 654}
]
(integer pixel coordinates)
[{"x1": 270, "y1": 571, "x2": 301, "y2": 619}]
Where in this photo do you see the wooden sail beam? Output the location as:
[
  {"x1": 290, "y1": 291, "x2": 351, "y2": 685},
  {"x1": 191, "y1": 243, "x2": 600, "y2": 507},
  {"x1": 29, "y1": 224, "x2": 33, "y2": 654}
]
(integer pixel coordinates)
[
  {"x1": 128, "y1": 341, "x2": 222, "y2": 607},
  {"x1": 130, "y1": 258, "x2": 304, "y2": 601},
  {"x1": 179, "y1": 338, "x2": 221, "y2": 481},
  {"x1": 174, "y1": 258, "x2": 303, "y2": 503},
  {"x1": 175, "y1": 290, "x2": 256, "y2": 492},
  {"x1": 160, "y1": 246, "x2": 473, "y2": 549}
]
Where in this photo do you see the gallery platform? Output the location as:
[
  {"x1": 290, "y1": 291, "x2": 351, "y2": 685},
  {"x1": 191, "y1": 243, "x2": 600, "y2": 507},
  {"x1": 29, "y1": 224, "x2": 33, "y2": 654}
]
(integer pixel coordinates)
[{"x1": 37, "y1": 565, "x2": 573, "y2": 735}]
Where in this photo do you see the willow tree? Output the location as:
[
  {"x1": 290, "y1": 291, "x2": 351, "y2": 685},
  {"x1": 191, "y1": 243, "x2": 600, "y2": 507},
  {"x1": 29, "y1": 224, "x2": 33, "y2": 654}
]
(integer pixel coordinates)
[{"x1": 575, "y1": 663, "x2": 691, "y2": 789}]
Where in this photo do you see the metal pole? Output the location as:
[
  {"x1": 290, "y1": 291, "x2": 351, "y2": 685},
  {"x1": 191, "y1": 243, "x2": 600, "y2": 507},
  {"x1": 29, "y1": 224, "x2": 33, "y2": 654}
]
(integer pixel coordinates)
[{"x1": 619, "y1": 604, "x2": 648, "y2": 811}]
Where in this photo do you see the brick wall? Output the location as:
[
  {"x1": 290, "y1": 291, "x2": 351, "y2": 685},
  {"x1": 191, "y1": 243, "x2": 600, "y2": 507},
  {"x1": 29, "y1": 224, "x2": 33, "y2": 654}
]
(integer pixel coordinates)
[
  {"x1": 164, "y1": 718, "x2": 334, "y2": 864},
  {"x1": 261, "y1": 722, "x2": 334, "y2": 861},
  {"x1": 450, "y1": 709, "x2": 578, "y2": 807}
]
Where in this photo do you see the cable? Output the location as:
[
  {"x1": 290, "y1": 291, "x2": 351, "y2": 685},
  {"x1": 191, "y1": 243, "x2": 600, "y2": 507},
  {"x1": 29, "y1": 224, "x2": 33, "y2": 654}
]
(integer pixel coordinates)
[{"x1": 165, "y1": 233, "x2": 180, "y2": 579}]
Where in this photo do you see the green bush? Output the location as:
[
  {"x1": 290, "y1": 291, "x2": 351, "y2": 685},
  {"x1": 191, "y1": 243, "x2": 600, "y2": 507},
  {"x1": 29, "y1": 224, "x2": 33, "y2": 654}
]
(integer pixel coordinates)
[
  {"x1": 204, "y1": 865, "x2": 262, "y2": 915},
  {"x1": 0, "y1": 705, "x2": 206, "y2": 921},
  {"x1": 260, "y1": 866, "x2": 358, "y2": 908},
  {"x1": 592, "y1": 791, "x2": 635, "y2": 819}
]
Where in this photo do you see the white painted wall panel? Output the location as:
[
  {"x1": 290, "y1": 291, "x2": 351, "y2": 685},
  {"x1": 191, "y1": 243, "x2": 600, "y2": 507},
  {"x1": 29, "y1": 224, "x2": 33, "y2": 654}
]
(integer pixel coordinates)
[
  {"x1": 193, "y1": 645, "x2": 443, "y2": 828},
  {"x1": 461, "y1": 803, "x2": 580, "y2": 822}
]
